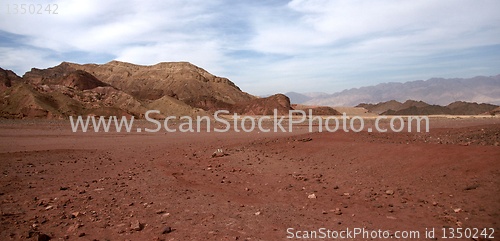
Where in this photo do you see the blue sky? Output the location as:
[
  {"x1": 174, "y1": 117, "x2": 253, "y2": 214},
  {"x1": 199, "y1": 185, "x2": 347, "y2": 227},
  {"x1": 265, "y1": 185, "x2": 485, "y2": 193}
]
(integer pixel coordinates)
[{"x1": 1, "y1": 0, "x2": 499, "y2": 95}]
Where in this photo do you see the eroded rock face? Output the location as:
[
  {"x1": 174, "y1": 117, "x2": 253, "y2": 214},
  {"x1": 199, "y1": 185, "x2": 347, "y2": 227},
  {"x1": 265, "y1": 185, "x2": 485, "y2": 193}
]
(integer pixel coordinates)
[
  {"x1": 2, "y1": 61, "x2": 300, "y2": 118},
  {"x1": 0, "y1": 67, "x2": 22, "y2": 90},
  {"x1": 230, "y1": 94, "x2": 292, "y2": 115}
]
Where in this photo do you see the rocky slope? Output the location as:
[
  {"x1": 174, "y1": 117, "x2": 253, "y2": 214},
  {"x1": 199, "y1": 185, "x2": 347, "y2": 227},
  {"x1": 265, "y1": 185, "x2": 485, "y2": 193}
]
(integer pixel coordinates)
[
  {"x1": 1, "y1": 61, "x2": 292, "y2": 119},
  {"x1": 231, "y1": 94, "x2": 292, "y2": 116}
]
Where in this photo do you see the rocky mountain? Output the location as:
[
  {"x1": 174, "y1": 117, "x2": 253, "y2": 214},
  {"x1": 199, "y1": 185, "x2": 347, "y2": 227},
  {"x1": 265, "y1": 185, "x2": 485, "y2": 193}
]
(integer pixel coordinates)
[
  {"x1": 291, "y1": 104, "x2": 341, "y2": 116},
  {"x1": 301, "y1": 75, "x2": 500, "y2": 106},
  {"x1": 231, "y1": 94, "x2": 292, "y2": 116},
  {"x1": 0, "y1": 61, "x2": 289, "y2": 119},
  {"x1": 358, "y1": 100, "x2": 429, "y2": 114},
  {"x1": 359, "y1": 100, "x2": 498, "y2": 115}
]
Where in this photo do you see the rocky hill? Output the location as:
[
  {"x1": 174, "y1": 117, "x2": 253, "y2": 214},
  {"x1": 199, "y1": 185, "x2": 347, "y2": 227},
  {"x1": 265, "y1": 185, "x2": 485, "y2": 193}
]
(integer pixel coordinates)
[
  {"x1": 0, "y1": 61, "x2": 290, "y2": 119},
  {"x1": 358, "y1": 100, "x2": 498, "y2": 115},
  {"x1": 231, "y1": 94, "x2": 292, "y2": 116},
  {"x1": 358, "y1": 100, "x2": 429, "y2": 114},
  {"x1": 291, "y1": 104, "x2": 341, "y2": 116}
]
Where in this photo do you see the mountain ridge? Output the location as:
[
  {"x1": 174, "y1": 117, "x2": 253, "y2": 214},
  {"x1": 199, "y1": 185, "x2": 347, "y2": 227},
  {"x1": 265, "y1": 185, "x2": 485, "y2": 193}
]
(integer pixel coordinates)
[
  {"x1": 1, "y1": 61, "x2": 291, "y2": 119},
  {"x1": 359, "y1": 99, "x2": 498, "y2": 116},
  {"x1": 292, "y1": 75, "x2": 500, "y2": 106}
]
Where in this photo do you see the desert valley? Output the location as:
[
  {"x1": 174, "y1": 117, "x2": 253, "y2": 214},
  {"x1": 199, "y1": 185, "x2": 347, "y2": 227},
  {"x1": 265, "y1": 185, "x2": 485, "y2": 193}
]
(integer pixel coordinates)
[{"x1": 0, "y1": 61, "x2": 499, "y2": 240}]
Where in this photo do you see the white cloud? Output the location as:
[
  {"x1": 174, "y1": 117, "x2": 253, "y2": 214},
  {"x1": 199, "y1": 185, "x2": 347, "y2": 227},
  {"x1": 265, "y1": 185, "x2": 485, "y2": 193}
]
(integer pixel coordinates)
[
  {"x1": 116, "y1": 40, "x2": 225, "y2": 73},
  {"x1": 251, "y1": 0, "x2": 500, "y2": 54},
  {"x1": 0, "y1": 47, "x2": 60, "y2": 75},
  {"x1": 0, "y1": 0, "x2": 499, "y2": 94}
]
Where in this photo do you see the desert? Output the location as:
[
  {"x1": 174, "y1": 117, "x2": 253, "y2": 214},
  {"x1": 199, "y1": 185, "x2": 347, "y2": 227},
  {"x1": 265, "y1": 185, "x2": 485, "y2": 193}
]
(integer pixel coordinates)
[
  {"x1": 1, "y1": 60, "x2": 500, "y2": 240},
  {"x1": 2, "y1": 1, "x2": 500, "y2": 238},
  {"x1": 0, "y1": 114, "x2": 499, "y2": 240}
]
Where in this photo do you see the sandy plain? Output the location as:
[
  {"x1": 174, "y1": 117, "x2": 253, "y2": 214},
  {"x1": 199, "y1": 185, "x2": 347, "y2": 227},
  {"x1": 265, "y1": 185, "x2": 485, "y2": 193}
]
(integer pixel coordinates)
[{"x1": 0, "y1": 116, "x2": 499, "y2": 240}]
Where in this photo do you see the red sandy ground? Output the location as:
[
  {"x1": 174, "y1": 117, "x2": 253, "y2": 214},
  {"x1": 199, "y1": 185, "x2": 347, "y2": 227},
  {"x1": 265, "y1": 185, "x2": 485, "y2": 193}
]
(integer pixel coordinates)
[{"x1": 0, "y1": 117, "x2": 499, "y2": 240}]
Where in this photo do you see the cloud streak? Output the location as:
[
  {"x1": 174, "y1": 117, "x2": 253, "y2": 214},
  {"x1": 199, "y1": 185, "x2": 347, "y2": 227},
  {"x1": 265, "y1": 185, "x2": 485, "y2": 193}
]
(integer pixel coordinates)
[{"x1": 1, "y1": 0, "x2": 499, "y2": 95}]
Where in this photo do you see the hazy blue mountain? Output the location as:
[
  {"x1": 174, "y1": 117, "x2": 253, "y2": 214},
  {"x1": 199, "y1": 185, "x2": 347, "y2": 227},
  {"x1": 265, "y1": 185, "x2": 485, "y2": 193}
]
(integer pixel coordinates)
[
  {"x1": 301, "y1": 75, "x2": 500, "y2": 106},
  {"x1": 285, "y1": 91, "x2": 329, "y2": 104}
]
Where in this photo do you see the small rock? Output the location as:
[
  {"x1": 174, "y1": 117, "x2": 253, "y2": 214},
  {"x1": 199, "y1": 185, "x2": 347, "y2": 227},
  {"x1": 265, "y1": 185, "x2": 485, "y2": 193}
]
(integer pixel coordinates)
[
  {"x1": 131, "y1": 220, "x2": 143, "y2": 231},
  {"x1": 432, "y1": 201, "x2": 438, "y2": 206},
  {"x1": 67, "y1": 223, "x2": 82, "y2": 233},
  {"x1": 453, "y1": 208, "x2": 462, "y2": 213},
  {"x1": 70, "y1": 212, "x2": 80, "y2": 218},
  {"x1": 308, "y1": 193, "x2": 317, "y2": 199},
  {"x1": 333, "y1": 208, "x2": 342, "y2": 215},
  {"x1": 78, "y1": 232, "x2": 85, "y2": 237},
  {"x1": 385, "y1": 190, "x2": 394, "y2": 195},
  {"x1": 161, "y1": 226, "x2": 172, "y2": 234},
  {"x1": 37, "y1": 233, "x2": 51, "y2": 241},
  {"x1": 211, "y1": 149, "x2": 226, "y2": 158},
  {"x1": 155, "y1": 209, "x2": 166, "y2": 214},
  {"x1": 254, "y1": 211, "x2": 261, "y2": 215}
]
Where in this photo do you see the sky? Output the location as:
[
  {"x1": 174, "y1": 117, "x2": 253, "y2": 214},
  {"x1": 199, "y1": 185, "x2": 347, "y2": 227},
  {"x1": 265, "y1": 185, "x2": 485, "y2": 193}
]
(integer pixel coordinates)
[{"x1": 1, "y1": 0, "x2": 500, "y2": 96}]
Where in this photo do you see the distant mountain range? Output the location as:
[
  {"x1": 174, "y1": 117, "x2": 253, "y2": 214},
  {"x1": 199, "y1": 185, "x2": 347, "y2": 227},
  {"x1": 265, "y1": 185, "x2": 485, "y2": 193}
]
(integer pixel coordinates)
[
  {"x1": 358, "y1": 100, "x2": 498, "y2": 115},
  {"x1": 287, "y1": 75, "x2": 500, "y2": 106}
]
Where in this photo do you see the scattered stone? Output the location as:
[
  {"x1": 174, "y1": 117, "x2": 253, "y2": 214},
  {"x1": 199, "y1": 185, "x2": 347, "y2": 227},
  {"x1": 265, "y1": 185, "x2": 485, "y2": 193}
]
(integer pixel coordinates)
[
  {"x1": 37, "y1": 233, "x2": 51, "y2": 241},
  {"x1": 155, "y1": 209, "x2": 166, "y2": 214},
  {"x1": 432, "y1": 202, "x2": 438, "y2": 206},
  {"x1": 333, "y1": 208, "x2": 342, "y2": 215},
  {"x1": 67, "y1": 223, "x2": 82, "y2": 233},
  {"x1": 38, "y1": 198, "x2": 50, "y2": 206},
  {"x1": 254, "y1": 211, "x2": 261, "y2": 215},
  {"x1": 453, "y1": 208, "x2": 462, "y2": 213},
  {"x1": 70, "y1": 212, "x2": 80, "y2": 218},
  {"x1": 211, "y1": 149, "x2": 226, "y2": 158},
  {"x1": 385, "y1": 190, "x2": 395, "y2": 195},
  {"x1": 59, "y1": 186, "x2": 69, "y2": 191},
  {"x1": 161, "y1": 226, "x2": 172, "y2": 234},
  {"x1": 131, "y1": 220, "x2": 143, "y2": 231},
  {"x1": 78, "y1": 232, "x2": 85, "y2": 237},
  {"x1": 308, "y1": 193, "x2": 317, "y2": 199},
  {"x1": 464, "y1": 184, "x2": 480, "y2": 191},
  {"x1": 28, "y1": 230, "x2": 36, "y2": 238}
]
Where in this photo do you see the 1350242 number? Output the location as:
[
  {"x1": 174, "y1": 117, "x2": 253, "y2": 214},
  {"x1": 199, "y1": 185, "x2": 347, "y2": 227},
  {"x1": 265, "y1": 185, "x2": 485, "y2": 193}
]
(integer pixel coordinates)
[
  {"x1": 6, "y1": 4, "x2": 59, "y2": 15},
  {"x1": 441, "y1": 227, "x2": 494, "y2": 239}
]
